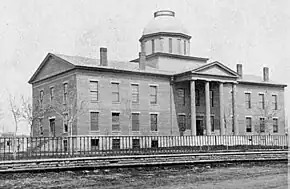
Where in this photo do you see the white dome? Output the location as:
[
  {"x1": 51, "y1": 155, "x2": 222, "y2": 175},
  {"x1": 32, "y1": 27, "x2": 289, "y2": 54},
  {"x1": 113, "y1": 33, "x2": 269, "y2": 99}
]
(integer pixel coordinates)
[{"x1": 142, "y1": 10, "x2": 189, "y2": 36}]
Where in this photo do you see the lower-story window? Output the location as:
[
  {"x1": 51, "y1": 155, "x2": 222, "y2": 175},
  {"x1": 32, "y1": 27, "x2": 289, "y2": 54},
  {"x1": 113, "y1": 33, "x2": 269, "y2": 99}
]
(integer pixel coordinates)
[
  {"x1": 246, "y1": 117, "x2": 252, "y2": 133},
  {"x1": 210, "y1": 116, "x2": 214, "y2": 132},
  {"x1": 63, "y1": 139, "x2": 68, "y2": 152},
  {"x1": 151, "y1": 139, "x2": 158, "y2": 148},
  {"x1": 112, "y1": 139, "x2": 120, "y2": 150},
  {"x1": 132, "y1": 139, "x2": 140, "y2": 149},
  {"x1": 273, "y1": 118, "x2": 278, "y2": 133},
  {"x1": 91, "y1": 139, "x2": 99, "y2": 150}
]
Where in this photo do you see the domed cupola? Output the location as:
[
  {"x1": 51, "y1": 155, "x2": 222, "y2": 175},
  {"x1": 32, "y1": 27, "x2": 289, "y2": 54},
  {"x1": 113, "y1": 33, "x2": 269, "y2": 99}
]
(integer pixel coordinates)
[{"x1": 140, "y1": 10, "x2": 191, "y2": 56}]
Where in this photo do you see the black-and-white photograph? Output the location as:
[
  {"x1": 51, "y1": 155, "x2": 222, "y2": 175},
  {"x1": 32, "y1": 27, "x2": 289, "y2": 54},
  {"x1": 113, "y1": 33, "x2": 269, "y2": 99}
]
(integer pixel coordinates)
[{"x1": 0, "y1": 1, "x2": 289, "y2": 188}]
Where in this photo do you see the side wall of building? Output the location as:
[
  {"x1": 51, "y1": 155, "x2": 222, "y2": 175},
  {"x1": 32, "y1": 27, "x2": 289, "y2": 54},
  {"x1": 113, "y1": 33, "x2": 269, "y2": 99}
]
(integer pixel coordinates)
[
  {"x1": 75, "y1": 70, "x2": 178, "y2": 136},
  {"x1": 32, "y1": 71, "x2": 77, "y2": 137}
]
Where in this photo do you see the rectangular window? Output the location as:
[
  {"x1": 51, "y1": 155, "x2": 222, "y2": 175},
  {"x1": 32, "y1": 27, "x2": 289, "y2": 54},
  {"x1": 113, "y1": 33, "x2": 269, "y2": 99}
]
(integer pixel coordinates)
[
  {"x1": 159, "y1": 37, "x2": 164, "y2": 52},
  {"x1": 211, "y1": 116, "x2": 214, "y2": 132},
  {"x1": 131, "y1": 84, "x2": 139, "y2": 103},
  {"x1": 259, "y1": 94, "x2": 265, "y2": 109},
  {"x1": 245, "y1": 93, "x2": 251, "y2": 109},
  {"x1": 63, "y1": 139, "x2": 68, "y2": 152},
  {"x1": 151, "y1": 39, "x2": 155, "y2": 53},
  {"x1": 89, "y1": 81, "x2": 98, "y2": 102},
  {"x1": 177, "y1": 39, "x2": 181, "y2": 54},
  {"x1": 132, "y1": 113, "x2": 140, "y2": 131},
  {"x1": 63, "y1": 113, "x2": 68, "y2": 133},
  {"x1": 150, "y1": 85, "x2": 157, "y2": 104},
  {"x1": 210, "y1": 90, "x2": 214, "y2": 107},
  {"x1": 184, "y1": 40, "x2": 187, "y2": 55},
  {"x1": 150, "y1": 114, "x2": 158, "y2": 131},
  {"x1": 195, "y1": 89, "x2": 200, "y2": 106},
  {"x1": 132, "y1": 139, "x2": 140, "y2": 149},
  {"x1": 151, "y1": 140, "x2": 158, "y2": 148},
  {"x1": 50, "y1": 87, "x2": 54, "y2": 104},
  {"x1": 112, "y1": 82, "x2": 120, "y2": 103},
  {"x1": 169, "y1": 38, "x2": 173, "y2": 53},
  {"x1": 273, "y1": 118, "x2": 278, "y2": 133},
  {"x1": 178, "y1": 114, "x2": 187, "y2": 131},
  {"x1": 63, "y1": 83, "x2": 68, "y2": 104},
  {"x1": 177, "y1": 88, "x2": 185, "y2": 105},
  {"x1": 40, "y1": 90, "x2": 44, "y2": 108},
  {"x1": 91, "y1": 139, "x2": 99, "y2": 150},
  {"x1": 39, "y1": 118, "x2": 43, "y2": 136},
  {"x1": 112, "y1": 112, "x2": 120, "y2": 131},
  {"x1": 246, "y1": 117, "x2": 252, "y2": 132},
  {"x1": 49, "y1": 118, "x2": 55, "y2": 136},
  {"x1": 259, "y1": 118, "x2": 265, "y2": 133},
  {"x1": 90, "y1": 112, "x2": 99, "y2": 131},
  {"x1": 272, "y1": 95, "x2": 277, "y2": 110},
  {"x1": 112, "y1": 139, "x2": 120, "y2": 150}
]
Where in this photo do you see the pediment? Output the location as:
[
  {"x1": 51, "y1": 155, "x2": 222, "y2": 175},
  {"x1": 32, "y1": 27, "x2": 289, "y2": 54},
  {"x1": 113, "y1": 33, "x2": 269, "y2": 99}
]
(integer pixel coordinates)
[
  {"x1": 192, "y1": 61, "x2": 238, "y2": 77},
  {"x1": 28, "y1": 53, "x2": 75, "y2": 84}
]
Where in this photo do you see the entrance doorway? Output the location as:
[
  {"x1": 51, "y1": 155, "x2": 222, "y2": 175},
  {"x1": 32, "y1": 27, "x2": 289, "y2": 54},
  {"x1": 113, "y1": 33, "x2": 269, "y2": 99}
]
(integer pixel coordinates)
[{"x1": 196, "y1": 116, "x2": 204, "y2": 136}]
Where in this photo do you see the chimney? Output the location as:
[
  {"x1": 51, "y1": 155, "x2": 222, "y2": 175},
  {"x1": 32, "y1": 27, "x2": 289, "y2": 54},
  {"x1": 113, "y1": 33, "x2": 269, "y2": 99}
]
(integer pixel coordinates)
[
  {"x1": 236, "y1": 64, "x2": 243, "y2": 78},
  {"x1": 139, "y1": 52, "x2": 146, "y2": 70},
  {"x1": 263, "y1": 67, "x2": 269, "y2": 82},
  {"x1": 100, "y1": 47, "x2": 108, "y2": 66}
]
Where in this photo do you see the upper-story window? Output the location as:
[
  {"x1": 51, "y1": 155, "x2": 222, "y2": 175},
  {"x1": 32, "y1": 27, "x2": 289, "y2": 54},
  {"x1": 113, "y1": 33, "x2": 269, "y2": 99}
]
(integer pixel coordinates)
[
  {"x1": 259, "y1": 94, "x2": 265, "y2": 109},
  {"x1": 112, "y1": 112, "x2": 120, "y2": 131},
  {"x1": 210, "y1": 90, "x2": 214, "y2": 107},
  {"x1": 169, "y1": 38, "x2": 173, "y2": 53},
  {"x1": 111, "y1": 82, "x2": 120, "y2": 103},
  {"x1": 177, "y1": 88, "x2": 185, "y2": 105},
  {"x1": 150, "y1": 85, "x2": 157, "y2": 104},
  {"x1": 63, "y1": 113, "x2": 68, "y2": 133},
  {"x1": 151, "y1": 39, "x2": 155, "y2": 54},
  {"x1": 131, "y1": 84, "x2": 139, "y2": 103},
  {"x1": 50, "y1": 87, "x2": 54, "y2": 105},
  {"x1": 39, "y1": 90, "x2": 44, "y2": 108},
  {"x1": 272, "y1": 95, "x2": 277, "y2": 110},
  {"x1": 245, "y1": 93, "x2": 251, "y2": 109},
  {"x1": 89, "y1": 81, "x2": 98, "y2": 102},
  {"x1": 183, "y1": 40, "x2": 187, "y2": 55},
  {"x1": 63, "y1": 83, "x2": 68, "y2": 104},
  {"x1": 195, "y1": 89, "x2": 200, "y2": 106}
]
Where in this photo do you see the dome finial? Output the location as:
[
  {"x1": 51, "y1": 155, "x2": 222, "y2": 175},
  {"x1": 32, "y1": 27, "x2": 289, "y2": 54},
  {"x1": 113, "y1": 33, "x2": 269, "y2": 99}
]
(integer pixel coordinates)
[{"x1": 154, "y1": 10, "x2": 175, "y2": 18}]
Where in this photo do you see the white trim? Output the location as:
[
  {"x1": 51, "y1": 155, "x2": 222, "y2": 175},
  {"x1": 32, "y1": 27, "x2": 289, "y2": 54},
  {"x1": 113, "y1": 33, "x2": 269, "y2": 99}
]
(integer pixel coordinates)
[
  {"x1": 177, "y1": 113, "x2": 186, "y2": 116},
  {"x1": 62, "y1": 81, "x2": 68, "y2": 84},
  {"x1": 245, "y1": 116, "x2": 252, "y2": 118},
  {"x1": 272, "y1": 117, "x2": 279, "y2": 119},
  {"x1": 48, "y1": 116, "x2": 56, "y2": 120},
  {"x1": 111, "y1": 111, "x2": 121, "y2": 113},
  {"x1": 258, "y1": 92, "x2": 265, "y2": 95},
  {"x1": 244, "y1": 91, "x2": 252, "y2": 94},
  {"x1": 111, "y1": 81, "x2": 120, "y2": 84},
  {"x1": 89, "y1": 110, "x2": 100, "y2": 113},
  {"x1": 149, "y1": 84, "x2": 159, "y2": 87},
  {"x1": 149, "y1": 112, "x2": 160, "y2": 115},
  {"x1": 131, "y1": 112, "x2": 141, "y2": 114},
  {"x1": 271, "y1": 93, "x2": 278, "y2": 96},
  {"x1": 130, "y1": 82, "x2": 139, "y2": 85},
  {"x1": 89, "y1": 79, "x2": 99, "y2": 82}
]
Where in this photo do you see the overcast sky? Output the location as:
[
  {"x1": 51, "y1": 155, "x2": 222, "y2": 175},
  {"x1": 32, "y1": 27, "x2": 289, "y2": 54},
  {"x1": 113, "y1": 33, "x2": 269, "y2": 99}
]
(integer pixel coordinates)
[{"x1": 0, "y1": 0, "x2": 289, "y2": 134}]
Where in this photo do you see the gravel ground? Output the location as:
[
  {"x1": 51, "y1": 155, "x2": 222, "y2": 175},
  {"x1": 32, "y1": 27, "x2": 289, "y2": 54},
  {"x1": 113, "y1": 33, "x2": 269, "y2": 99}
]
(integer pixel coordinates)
[{"x1": 0, "y1": 162, "x2": 288, "y2": 189}]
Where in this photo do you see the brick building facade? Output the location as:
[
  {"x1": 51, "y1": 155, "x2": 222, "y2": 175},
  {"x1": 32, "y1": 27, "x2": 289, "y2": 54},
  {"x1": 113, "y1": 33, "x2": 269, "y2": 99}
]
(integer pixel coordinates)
[{"x1": 29, "y1": 10, "x2": 286, "y2": 137}]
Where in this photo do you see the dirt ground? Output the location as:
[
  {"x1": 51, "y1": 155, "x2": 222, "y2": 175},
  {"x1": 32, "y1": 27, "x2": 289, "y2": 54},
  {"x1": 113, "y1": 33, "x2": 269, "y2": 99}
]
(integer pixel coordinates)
[{"x1": 0, "y1": 162, "x2": 288, "y2": 189}]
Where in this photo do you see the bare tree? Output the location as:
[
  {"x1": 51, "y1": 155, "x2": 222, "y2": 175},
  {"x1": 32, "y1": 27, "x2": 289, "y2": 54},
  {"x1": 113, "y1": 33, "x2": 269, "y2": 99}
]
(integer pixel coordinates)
[{"x1": 8, "y1": 94, "x2": 22, "y2": 159}]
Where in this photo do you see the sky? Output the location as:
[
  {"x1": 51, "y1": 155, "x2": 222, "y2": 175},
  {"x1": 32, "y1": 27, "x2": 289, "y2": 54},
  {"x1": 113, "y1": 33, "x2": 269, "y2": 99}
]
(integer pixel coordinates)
[{"x1": 0, "y1": 0, "x2": 289, "y2": 134}]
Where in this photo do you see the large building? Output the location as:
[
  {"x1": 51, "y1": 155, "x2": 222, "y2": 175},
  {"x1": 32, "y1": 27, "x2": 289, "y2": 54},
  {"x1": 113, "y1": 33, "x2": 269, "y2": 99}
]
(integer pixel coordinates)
[{"x1": 29, "y1": 10, "x2": 286, "y2": 137}]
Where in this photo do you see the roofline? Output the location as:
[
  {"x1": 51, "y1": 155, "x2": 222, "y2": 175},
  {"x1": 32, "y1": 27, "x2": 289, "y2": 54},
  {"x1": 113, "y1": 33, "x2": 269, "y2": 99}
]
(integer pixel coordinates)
[
  {"x1": 238, "y1": 81, "x2": 287, "y2": 88},
  {"x1": 130, "y1": 52, "x2": 209, "y2": 63},
  {"x1": 192, "y1": 61, "x2": 239, "y2": 77},
  {"x1": 74, "y1": 65, "x2": 172, "y2": 77},
  {"x1": 139, "y1": 32, "x2": 191, "y2": 41},
  {"x1": 28, "y1": 53, "x2": 75, "y2": 84}
]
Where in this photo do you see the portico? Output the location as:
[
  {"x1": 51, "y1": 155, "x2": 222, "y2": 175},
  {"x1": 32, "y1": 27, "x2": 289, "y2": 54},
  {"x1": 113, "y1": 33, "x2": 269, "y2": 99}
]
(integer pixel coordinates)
[{"x1": 174, "y1": 61, "x2": 239, "y2": 136}]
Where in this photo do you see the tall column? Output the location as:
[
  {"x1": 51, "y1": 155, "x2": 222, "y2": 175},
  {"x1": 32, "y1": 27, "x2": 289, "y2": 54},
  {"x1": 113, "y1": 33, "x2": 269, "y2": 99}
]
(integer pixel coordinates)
[
  {"x1": 219, "y1": 82, "x2": 225, "y2": 135},
  {"x1": 190, "y1": 80, "x2": 196, "y2": 135},
  {"x1": 232, "y1": 83, "x2": 238, "y2": 135},
  {"x1": 205, "y1": 81, "x2": 211, "y2": 135}
]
